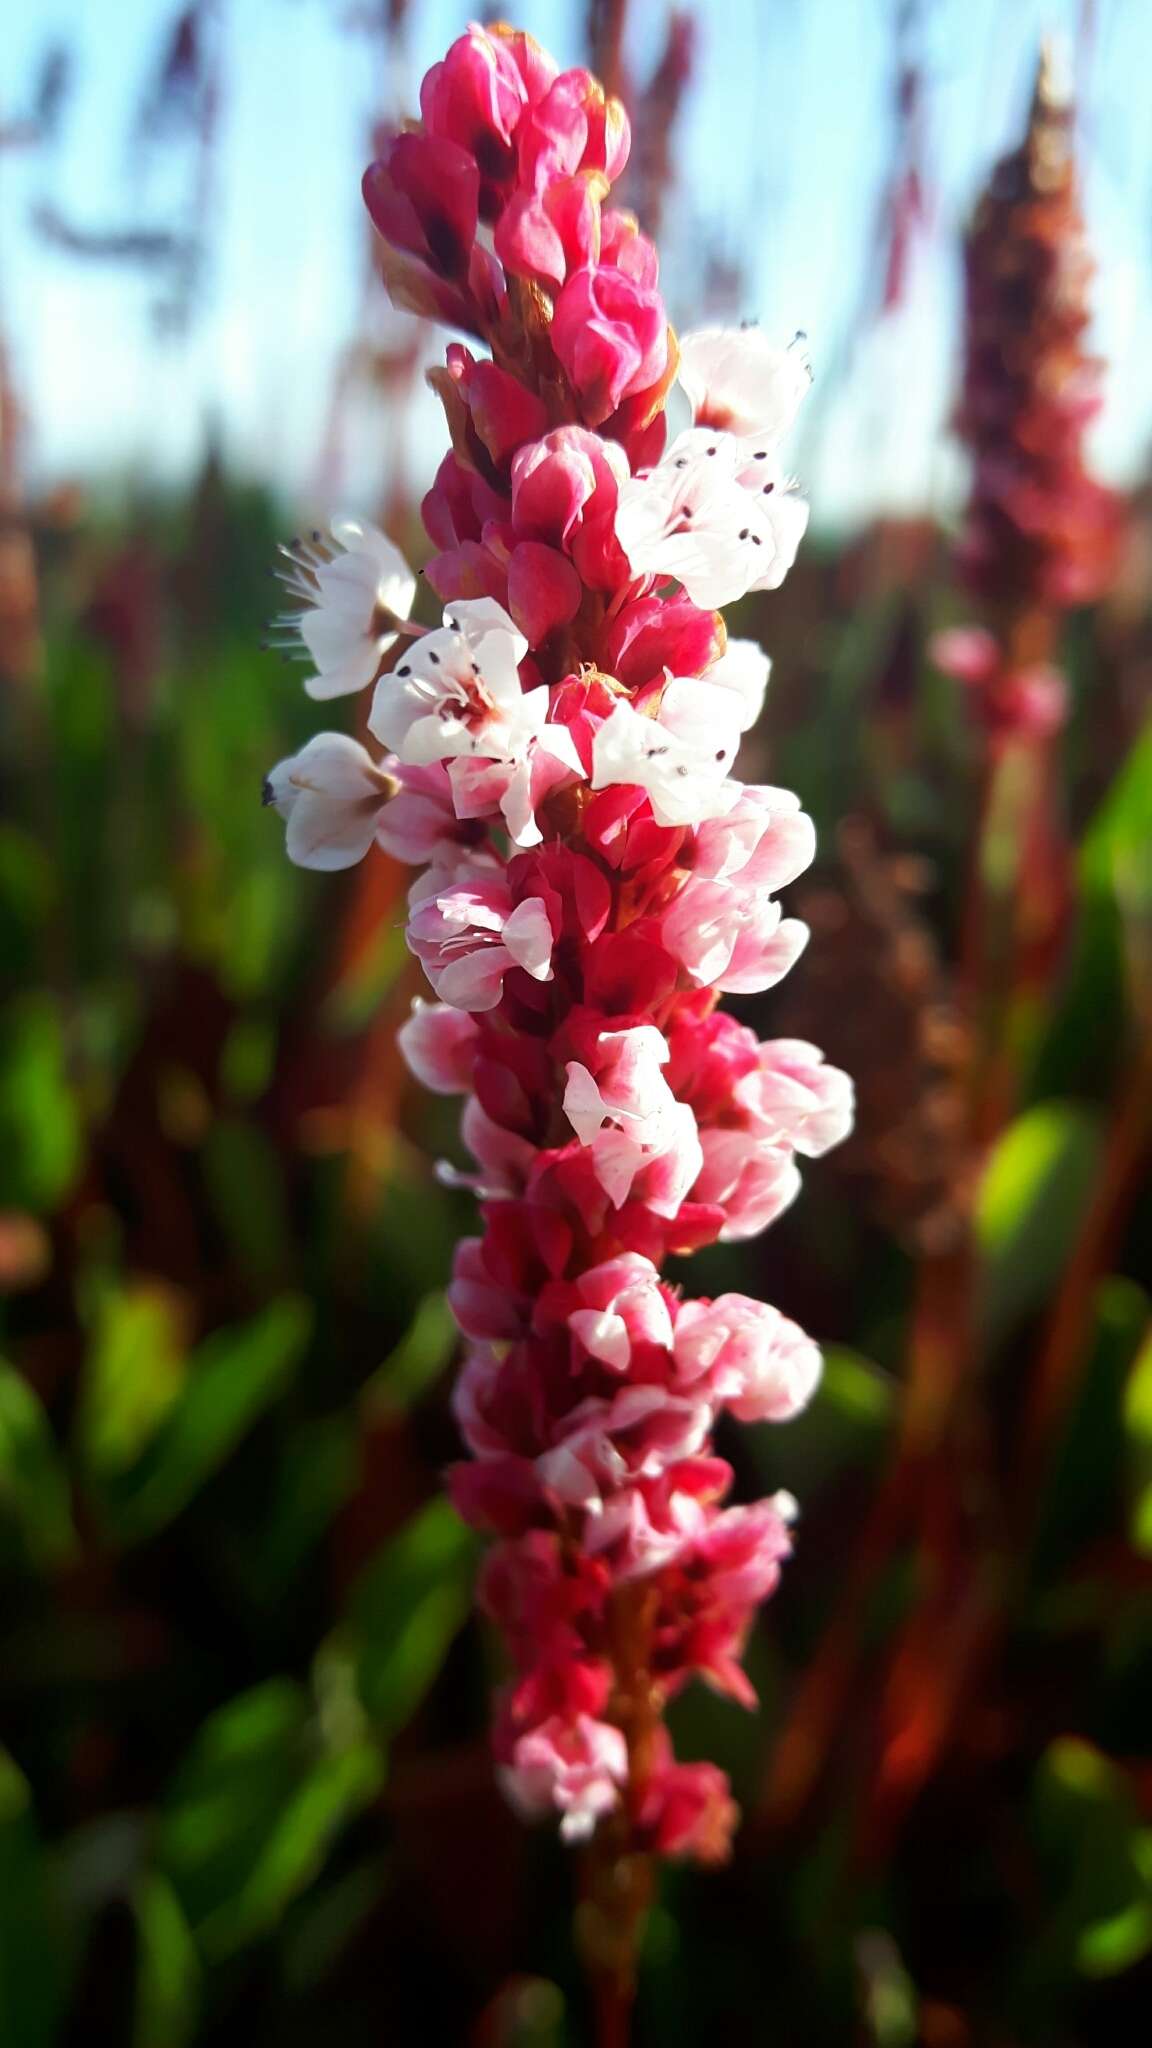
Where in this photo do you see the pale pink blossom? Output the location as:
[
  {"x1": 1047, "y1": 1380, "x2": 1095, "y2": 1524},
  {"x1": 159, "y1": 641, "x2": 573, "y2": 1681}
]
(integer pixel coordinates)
[
  {"x1": 447, "y1": 718, "x2": 583, "y2": 848},
  {"x1": 563, "y1": 1026, "x2": 703, "y2": 1217},
  {"x1": 501, "y1": 1713, "x2": 628, "y2": 1841},
  {"x1": 535, "y1": 1385, "x2": 712, "y2": 1510},
  {"x1": 561, "y1": 1254, "x2": 675, "y2": 1371},
  {"x1": 691, "y1": 784, "x2": 816, "y2": 890},
  {"x1": 660, "y1": 876, "x2": 810, "y2": 994},
  {"x1": 736, "y1": 1040, "x2": 855, "y2": 1157},
  {"x1": 396, "y1": 998, "x2": 479, "y2": 1094},
  {"x1": 262, "y1": 733, "x2": 398, "y2": 872},
  {"x1": 407, "y1": 867, "x2": 556, "y2": 1011},
  {"x1": 673, "y1": 1295, "x2": 821, "y2": 1422}
]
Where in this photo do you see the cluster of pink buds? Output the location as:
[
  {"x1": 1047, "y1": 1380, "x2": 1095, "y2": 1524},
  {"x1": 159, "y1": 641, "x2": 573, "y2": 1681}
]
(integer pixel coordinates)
[{"x1": 265, "y1": 22, "x2": 851, "y2": 1864}]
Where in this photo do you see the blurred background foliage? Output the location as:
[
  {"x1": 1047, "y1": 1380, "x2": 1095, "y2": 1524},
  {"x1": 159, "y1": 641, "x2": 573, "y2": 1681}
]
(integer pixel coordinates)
[{"x1": 2, "y1": 1, "x2": 1152, "y2": 2044}]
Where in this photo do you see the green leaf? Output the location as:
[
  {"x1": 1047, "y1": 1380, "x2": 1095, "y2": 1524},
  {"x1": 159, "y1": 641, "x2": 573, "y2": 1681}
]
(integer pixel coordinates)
[
  {"x1": 751, "y1": 1345, "x2": 895, "y2": 1499},
  {"x1": 1020, "y1": 1738, "x2": 1152, "y2": 1998},
  {"x1": 362, "y1": 1293, "x2": 457, "y2": 1418},
  {"x1": 158, "y1": 1680, "x2": 380, "y2": 1961},
  {"x1": 199, "y1": 1119, "x2": 291, "y2": 1285},
  {"x1": 341, "y1": 1497, "x2": 478, "y2": 1734},
  {"x1": 132, "y1": 1875, "x2": 200, "y2": 2048},
  {"x1": 0, "y1": 997, "x2": 83, "y2": 1212},
  {"x1": 0, "y1": 1360, "x2": 76, "y2": 1570},
  {"x1": 1031, "y1": 1279, "x2": 1150, "y2": 1579},
  {"x1": 1122, "y1": 1320, "x2": 1152, "y2": 1556},
  {"x1": 976, "y1": 1101, "x2": 1104, "y2": 1344},
  {"x1": 96, "y1": 1296, "x2": 311, "y2": 1542},
  {"x1": 78, "y1": 1282, "x2": 188, "y2": 1481},
  {"x1": 0, "y1": 1748, "x2": 72, "y2": 2046}
]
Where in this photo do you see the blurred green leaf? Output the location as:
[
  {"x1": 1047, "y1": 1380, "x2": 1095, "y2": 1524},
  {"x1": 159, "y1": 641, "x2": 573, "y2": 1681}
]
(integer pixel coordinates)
[
  {"x1": 132, "y1": 1874, "x2": 200, "y2": 2048},
  {"x1": 362, "y1": 1292, "x2": 456, "y2": 1418},
  {"x1": 0, "y1": 1359, "x2": 76, "y2": 1570},
  {"x1": 976, "y1": 1101, "x2": 1104, "y2": 1344},
  {"x1": 1122, "y1": 1319, "x2": 1152, "y2": 1557},
  {"x1": 94, "y1": 1296, "x2": 310, "y2": 1542},
  {"x1": 158, "y1": 1678, "x2": 380, "y2": 1962},
  {"x1": 199, "y1": 1118, "x2": 291, "y2": 1285},
  {"x1": 1021, "y1": 1738, "x2": 1152, "y2": 1998},
  {"x1": 1031, "y1": 719, "x2": 1152, "y2": 1101},
  {"x1": 0, "y1": 996, "x2": 83, "y2": 1212},
  {"x1": 340, "y1": 1497, "x2": 478, "y2": 1734},
  {"x1": 0, "y1": 1747, "x2": 72, "y2": 2047},
  {"x1": 218, "y1": 1015, "x2": 277, "y2": 1104},
  {"x1": 1031, "y1": 1279, "x2": 1150, "y2": 1580},
  {"x1": 753, "y1": 1345, "x2": 894, "y2": 1499},
  {"x1": 78, "y1": 1281, "x2": 188, "y2": 1481}
]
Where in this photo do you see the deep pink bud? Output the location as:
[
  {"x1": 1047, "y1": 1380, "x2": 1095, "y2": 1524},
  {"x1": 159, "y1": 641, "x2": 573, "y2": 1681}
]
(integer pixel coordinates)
[
  {"x1": 446, "y1": 344, "x2": 550, "y2": 470},
  {"x1": 511, "y1": 426, "x2": 629, "y2": 588},
  {"x1": 495, "y1": 175, "x2": 601, "y2": 290},
  {"x1": 551, "y1": 266, "x2": 669, "y2": 426},
  {"x1": 507, "y1": 541, "x2": 582, "y2": 644},
  {"x1": 362, "y1": 135, "x2": 478, "y2": 279},
  {"x1": 419, "y1": 24, "x2": 529, "y2": 205},
  {"x1": 600, "y1": 208, "x2": 659, "y2": 288},
  {"x1": 601, "y1": 594, "x2": 724, "y2": 689}
]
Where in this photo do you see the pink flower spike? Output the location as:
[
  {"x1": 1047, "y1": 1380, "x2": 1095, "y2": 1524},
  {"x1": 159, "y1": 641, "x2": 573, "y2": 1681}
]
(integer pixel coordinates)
[{"x1": 266, "y1": 20, "x2": 854, "y2": 1881}]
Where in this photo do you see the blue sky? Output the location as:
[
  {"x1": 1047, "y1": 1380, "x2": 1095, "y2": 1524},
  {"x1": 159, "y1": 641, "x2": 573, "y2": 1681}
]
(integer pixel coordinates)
[{"x1": 3, "y1": 0, "x2": 1151, "y2": 529}]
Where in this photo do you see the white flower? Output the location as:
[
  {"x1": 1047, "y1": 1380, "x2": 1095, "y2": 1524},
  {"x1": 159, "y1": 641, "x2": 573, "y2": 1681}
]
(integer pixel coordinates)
[
  {"x1": 271, "y1": 519, "x2": 416, "y2": 701},
  {"x1": 368, "y1": 597, "x2": 530, "y2": 764},
  {"x1": 707, "y1": 638, "x2": 771, "y2": 731},
  {"x1": 615, "y1": 428, "x2": 808, "y2": 610},
  {"x1": 590, "y1": 677, "x2": 742, "y2": 828},
  {"x1": 678, "y1": 326, "x2": 812, "y2": 439},
  {"x1": 263, "y1": 733, "x2": 398, "y2": 871},
  {"x1": 369, "y1": 596, "x2": 582, "y2": 847}
]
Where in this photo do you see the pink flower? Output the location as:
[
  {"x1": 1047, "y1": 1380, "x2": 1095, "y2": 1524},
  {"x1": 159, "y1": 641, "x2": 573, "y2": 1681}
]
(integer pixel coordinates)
[
  {"x1": 500, "y1": 1712, "x2": 628, "y2": 1840},
  {"x1": 373, "y1": 759, "x2": 469, "y2": 866},
  {"x1": 691, "y1": 784, "x2": 815, "y2": 890},
  {"x1": 673, "y1": 1295, "x2": 821, "y2": 1422},
  {"x1": 536, "y1": 1252, "x2": 675, "y2": 1372},
  {"x1": 737, "y1": 1039, "x2": 856, "y2": 1157},
  {"x1": 693, "y1": 1129, "x2": 801, "y2": 1240},
  {"x1": 534, "y1": 1385, "x2": 712, "y2": 1510},
  {"x1": 639, "y1": 1746, "x2": 739, "y2": 1863},
  {"x1": 397, "y1": 998, "x2": 479, "y2": 1094},
  {"x1": 660, "y1": 875, "x2": 810, "y2": 994},
  {"x1": 563, "y1": 1026, "x2": 703, "y2": 1219},
  {"x1": 407, "y1": 865, "x2": 556, "y2": 1011},
  {"x1": 511, "y1": 427, "x2": 629, "y2": 590},
  {"x1": 551, "y1": 266, "x2": 669, "y2": 425}
]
